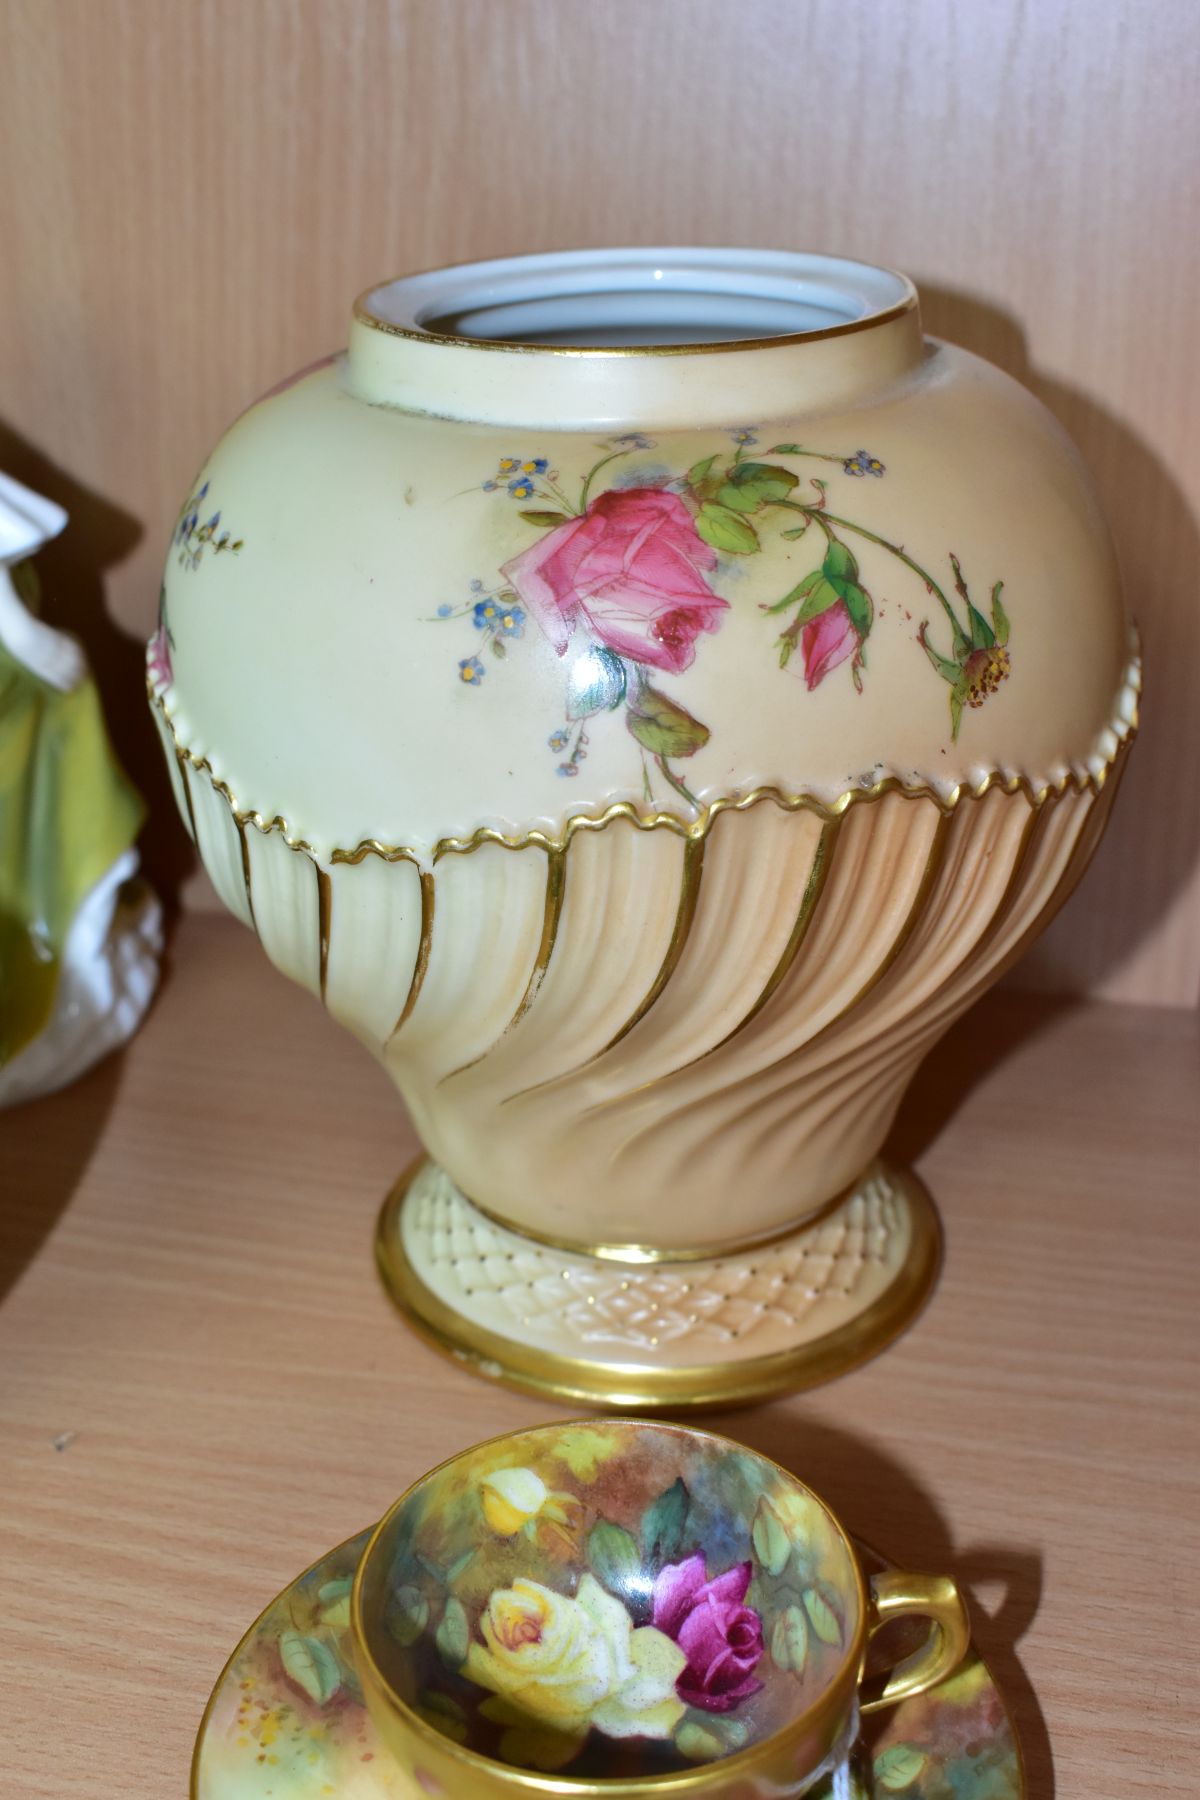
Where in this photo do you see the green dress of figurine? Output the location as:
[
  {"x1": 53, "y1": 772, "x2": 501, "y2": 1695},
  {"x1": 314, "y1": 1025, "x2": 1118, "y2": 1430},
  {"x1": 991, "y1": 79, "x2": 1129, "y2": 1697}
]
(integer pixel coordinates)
[{"x1": 0, "y1": 471, "x2": 160, "y2": 1102}]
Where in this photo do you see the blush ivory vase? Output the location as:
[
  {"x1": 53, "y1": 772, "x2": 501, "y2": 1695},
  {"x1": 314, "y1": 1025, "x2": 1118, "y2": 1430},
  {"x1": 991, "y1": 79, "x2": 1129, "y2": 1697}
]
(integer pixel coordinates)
[{"x1": 148, "y1": 249, "x2": 1138, "y2": 1407}]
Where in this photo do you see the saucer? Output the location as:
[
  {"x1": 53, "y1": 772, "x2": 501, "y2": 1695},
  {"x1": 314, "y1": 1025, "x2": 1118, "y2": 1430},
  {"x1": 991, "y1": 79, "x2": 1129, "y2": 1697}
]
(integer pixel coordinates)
[{"x1": 193, "y1": 1529, "x2": 1024, "y2": 1799}]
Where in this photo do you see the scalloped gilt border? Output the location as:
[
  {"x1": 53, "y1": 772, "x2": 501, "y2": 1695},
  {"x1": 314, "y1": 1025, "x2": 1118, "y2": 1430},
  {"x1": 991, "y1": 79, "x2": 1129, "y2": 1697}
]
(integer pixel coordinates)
[{"x1": 146, "y1": 642, "x2": 1140, "y2": 867}]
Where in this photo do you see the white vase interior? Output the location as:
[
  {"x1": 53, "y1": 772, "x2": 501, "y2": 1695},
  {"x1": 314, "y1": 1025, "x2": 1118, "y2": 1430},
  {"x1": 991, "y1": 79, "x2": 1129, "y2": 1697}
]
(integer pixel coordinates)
[{"x1": 362, "y1": 247, "x2": 913, "y2": 348}]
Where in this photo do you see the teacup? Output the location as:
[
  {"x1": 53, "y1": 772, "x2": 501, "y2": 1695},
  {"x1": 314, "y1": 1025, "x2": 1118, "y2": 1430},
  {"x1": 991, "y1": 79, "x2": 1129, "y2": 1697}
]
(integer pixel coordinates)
[{"x1": 351, "y1": 1419, "x2": 968, "y2": 1798}]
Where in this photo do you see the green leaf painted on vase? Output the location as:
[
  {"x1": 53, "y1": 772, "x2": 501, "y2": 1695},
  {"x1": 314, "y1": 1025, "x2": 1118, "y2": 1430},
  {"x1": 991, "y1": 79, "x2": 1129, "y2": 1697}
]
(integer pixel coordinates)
[
  {"x1": 716, "y1": 481, "x2": 762, "y2": 513},
  {"x1": 950, "y1": 684, "x2": 965, "y2": 740},
  {"x1": 436, "y1": 1596, "x2": 470, "y2": 1669},
  {"x1": 587, "y1": 1521, "x2": 642, "y2": 1595},
  {"x1": 642, "y1": 1478, "x2": 689, "y2": 1561},
  {"x1": 874, "y1": 1743, "x2": 928, "y2": 1790},
  {"x1": 518, "y1": 510, "x2": 570, "y2": 528},
  {"x1": 686, "y1": 454, "x2": 717, "y2": 486},
  {"x1": 816, "y1": 539, "x2": 873, "y2": 639},
  {"x1": 839, "y1": 581, "x2": 873, "y2": 639},
  {"x1": 626, "y1": 688, "x2": 710, "y2": 758},
  {"x1": 919, "y1": 632, "x2": 961, "y2": 684},
  {"x1": 695, "y1": 501, "x2": 761, "y2": 554},
  {"x1": 726, "y1": 460, "x2": 800, "y2": 506},
  {"x1": 761, "y1": 571, "x2": 822, "y2": 615},
  {"x1": 279, "y1": 1630, "x2": 341, "y2": 1705},
  {"x1": 803, "y1": 1587, "x2": 842, "y2": 1645},
  {"x1": 822, "y1": 538, "x2": 860, "y2": 586},
  {"x1": 751, "y1": 1496, "x2": 792, "y2": 1576},
  {"x1": 967, "y1": 599, "x2": 996, "y2": 649},
  {"x1": 991, "y1": 581, "x2": 1010, "y2": 645},
  {"x1": 792, "y1": 573, "x2": 845, "y2": 627}
]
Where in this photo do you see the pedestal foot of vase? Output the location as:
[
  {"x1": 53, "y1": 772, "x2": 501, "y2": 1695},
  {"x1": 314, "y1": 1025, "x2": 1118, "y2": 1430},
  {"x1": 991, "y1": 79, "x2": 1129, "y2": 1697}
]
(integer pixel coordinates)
[{"x1": 375, "y1": 1156, "x2": 940, "y2": 1409}]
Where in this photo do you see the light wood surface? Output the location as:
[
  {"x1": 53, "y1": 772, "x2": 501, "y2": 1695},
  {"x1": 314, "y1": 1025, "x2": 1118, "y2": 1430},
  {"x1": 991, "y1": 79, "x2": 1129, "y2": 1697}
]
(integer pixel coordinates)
[
  {"x1": 0, "y1": 912, "x2": 1196, "y2": 1797},
  {"x1": 0, "y1": 0, "x2": 1197, "y2": 1007}
]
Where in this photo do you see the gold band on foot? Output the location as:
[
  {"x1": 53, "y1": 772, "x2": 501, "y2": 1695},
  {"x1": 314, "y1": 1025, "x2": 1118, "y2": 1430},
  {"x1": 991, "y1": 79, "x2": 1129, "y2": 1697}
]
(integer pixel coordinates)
[{"x1": 374, "y1": 1158, "x2": 940, "y2": 1409}]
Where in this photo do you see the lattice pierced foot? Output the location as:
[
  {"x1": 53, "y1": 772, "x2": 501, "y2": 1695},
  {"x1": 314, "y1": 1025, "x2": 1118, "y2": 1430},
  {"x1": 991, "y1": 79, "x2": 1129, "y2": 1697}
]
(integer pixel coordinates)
[{"x1": 375, "y1": 1158, "x2": 940, "y2": 1408}]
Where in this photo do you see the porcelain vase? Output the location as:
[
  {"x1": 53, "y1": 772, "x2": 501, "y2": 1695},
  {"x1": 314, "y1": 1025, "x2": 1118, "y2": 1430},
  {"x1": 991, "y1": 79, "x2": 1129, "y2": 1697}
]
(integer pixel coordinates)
[{"x1": 147, "y1": 248, "x2": 1138, "y2": 1406}]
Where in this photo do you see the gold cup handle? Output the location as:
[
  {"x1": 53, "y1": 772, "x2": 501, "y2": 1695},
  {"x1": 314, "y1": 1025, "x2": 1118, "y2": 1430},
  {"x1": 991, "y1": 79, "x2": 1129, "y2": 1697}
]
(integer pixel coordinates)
[{"x1": 859, "y1": 1571, "x2": 971, "y2": 1715}]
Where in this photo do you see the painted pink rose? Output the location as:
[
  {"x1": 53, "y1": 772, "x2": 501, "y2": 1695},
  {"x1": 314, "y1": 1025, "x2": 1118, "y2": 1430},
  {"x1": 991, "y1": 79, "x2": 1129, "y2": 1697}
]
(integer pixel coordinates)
[
  {"x1": 651, "y1": 1553, "x2": 764, "y2": 1713},
  {"x1": 800, "y1": 598, "x2": 859, "y2": 690},
  {"x1": 500, "y1": 488, "x2": 728, "y2": 675}
]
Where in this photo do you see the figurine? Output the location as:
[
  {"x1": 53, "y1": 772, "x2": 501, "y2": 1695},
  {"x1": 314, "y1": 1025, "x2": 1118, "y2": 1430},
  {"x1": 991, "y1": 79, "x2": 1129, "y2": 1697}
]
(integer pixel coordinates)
[{"x1": 0, "y1": 471, "x2": 161, "y2": 1104}]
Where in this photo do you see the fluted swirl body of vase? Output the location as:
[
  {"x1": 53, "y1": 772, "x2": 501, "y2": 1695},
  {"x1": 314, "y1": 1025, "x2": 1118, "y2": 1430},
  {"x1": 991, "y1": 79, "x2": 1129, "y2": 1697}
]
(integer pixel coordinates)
[{"x1": 149, "y1": 249, "x2": 1137, "y2": 1404}]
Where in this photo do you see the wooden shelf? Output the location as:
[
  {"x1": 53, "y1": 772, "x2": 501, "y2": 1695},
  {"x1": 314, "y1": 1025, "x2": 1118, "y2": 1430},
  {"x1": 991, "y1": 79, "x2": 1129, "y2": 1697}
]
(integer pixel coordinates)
[{"x1": 1, "y1": 913, "x2": 1195, "y2": 1796}]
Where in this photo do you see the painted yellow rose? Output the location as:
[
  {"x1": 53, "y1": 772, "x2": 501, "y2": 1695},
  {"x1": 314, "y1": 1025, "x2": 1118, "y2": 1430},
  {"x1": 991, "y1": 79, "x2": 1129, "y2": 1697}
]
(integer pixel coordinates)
[
  {"x1": 464, "y1": 1575, "x2": 687, "y2": 1748},
  {"x1": 480, "y1": 1468, "x2": 584, "y2": 1555},
  {"x1": 480, "y1": 1467, "x2": 549, "y2": 1535}
]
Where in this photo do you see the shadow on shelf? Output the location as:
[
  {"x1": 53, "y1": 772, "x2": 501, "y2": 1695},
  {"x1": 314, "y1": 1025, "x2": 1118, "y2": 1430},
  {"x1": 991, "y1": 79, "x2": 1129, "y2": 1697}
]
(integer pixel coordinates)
[
  {"x1": 917, "y1": 279, "x2": 1200, "y2": 1004},
  {"x1": 0, "y1": 1048, "x2": 125, "y2": 1302},
  {"x1": 712, "y1": 1407, "x2": 1053, "y2": 1799},
  {"x1": 0, "y1": 421, "x2": 196, "y2": 1299},
  {"x1": 883, "y1": 990, "x2": 1081, "y2": 1171}
]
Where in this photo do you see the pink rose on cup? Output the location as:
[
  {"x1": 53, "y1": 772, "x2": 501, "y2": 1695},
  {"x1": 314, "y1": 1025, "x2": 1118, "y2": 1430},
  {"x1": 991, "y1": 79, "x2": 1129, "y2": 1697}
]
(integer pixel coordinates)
[
  {"x1": 651, "y1": 1553, "x2": 764, "y2": 1713},
  {"x1": 501, "y1": 488, "x2": 729, "y2": 675},
  {"x1": 799, "y1": 598, "x2": 860, "y2": 690}
]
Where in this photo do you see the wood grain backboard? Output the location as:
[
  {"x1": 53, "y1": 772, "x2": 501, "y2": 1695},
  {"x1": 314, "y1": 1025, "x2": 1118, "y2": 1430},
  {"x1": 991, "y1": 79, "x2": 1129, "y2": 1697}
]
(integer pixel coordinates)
[{"x1": 1, "y1": 0, "x2": 1196, "y2": 1004}]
